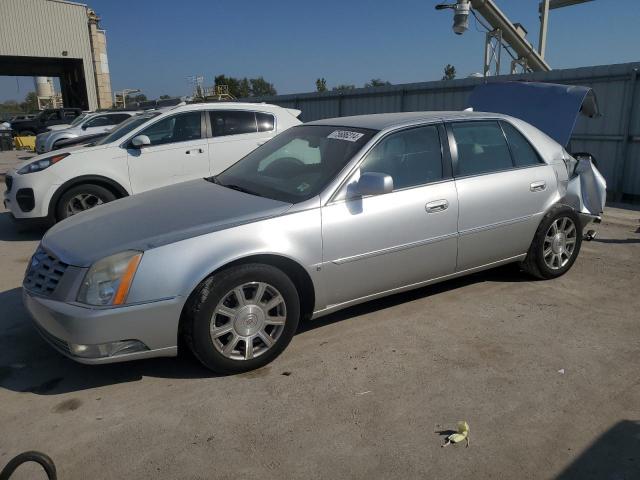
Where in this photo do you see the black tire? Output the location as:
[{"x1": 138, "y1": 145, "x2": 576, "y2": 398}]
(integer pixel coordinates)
[
  {"x1": 55, "y1": 184, "x2": 116, "y2": 220},
  {"x1": 522, "y1": 205, "x2": 583, "y2": 279},
  {"x1": 183, "y1": 263, "x2": 300, "y2": 374}
]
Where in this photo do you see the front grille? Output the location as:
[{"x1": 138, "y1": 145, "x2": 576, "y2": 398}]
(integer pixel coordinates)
[
  {"x1": 24, "y1": 247, "x2": 69, "y2": 296},
  {"x1": 4, "y1": 175, "x2": 12, "y2": 193},
  {"x1": 33, "y1": 323, "x2": 71, "y2": 355}
]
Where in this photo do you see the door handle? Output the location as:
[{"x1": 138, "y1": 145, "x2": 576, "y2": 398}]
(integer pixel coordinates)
[
  {"x1": 186, "y1": 148, "x2": 204, "y2": 154},
  {"x1": 530, "y1": 181, "x2": 546, "y2": 192},
  {"x1": 425, "y1": 199, "x2": 449, "y2": 213}
]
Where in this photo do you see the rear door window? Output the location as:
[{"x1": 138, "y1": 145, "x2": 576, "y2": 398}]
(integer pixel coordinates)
[
  {"x1": 450, "y1": 121, "x2": 513, "y2": 176},
  {"x1": 209, "y1": 111, "x2": 257, "y2": 137},
  {"x1": 500, "y1": 121, "x2": 543, "y2": 167}
]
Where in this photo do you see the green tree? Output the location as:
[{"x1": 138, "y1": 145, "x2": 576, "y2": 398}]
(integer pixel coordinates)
[
  {"x1": 20, "y1": 92, "x2": 39, "y2": 112},
  {"x1": 159, "y1": 94, "x2": 172, "y2": 100},
  {"x1": 214, "y1": 74, "x2": 242, "y2": 98},
  {"x1": 238, "y1": 78, "x2": 251, "y2": 98},
  {"x1": 332, "y1": 84, "x2": 356, "y2": 92},
  {"x1": 250, "y1": 77, "x2": 277, "y2": 97},
  {"x1": 316, "y1": 78, "x2": 327, "y2": 92},
  {"x1": 442, "y1": 64, "x2": 456, "y2": 81},
  {"x1": 364, "y1": 78, "x2": 391, "y2": 88}
]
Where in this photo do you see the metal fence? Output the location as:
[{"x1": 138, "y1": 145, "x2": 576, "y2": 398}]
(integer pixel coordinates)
[{"x1": 246, "y1": 62, "x2": 640, "y2": 202}]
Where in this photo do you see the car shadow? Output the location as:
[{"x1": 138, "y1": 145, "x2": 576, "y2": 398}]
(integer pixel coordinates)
[
  {"x1": 0, "y1": 264, "x2": 531, "y2": 395},
  {"x1": 0, "y1": 212, "x2": 47, "y2": 241},
  {"x1": 298, "y1": 263, "x2": 530, "y2": 334},
  {"x1": 0, "y1": 287, "x2": 216, "y2": 396},
  {"x1": 591, "y1": 237, "x2": 640, "y2": 244},
  {"x1": 554, "y1": 420, "x2": 640, "y2": 479}
]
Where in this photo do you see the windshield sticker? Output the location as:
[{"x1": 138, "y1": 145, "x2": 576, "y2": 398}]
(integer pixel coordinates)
[
  {"x1": 296, "y1": 182, "x2": 310, "y2": 192},
  {"x1": 328, "y1": 130, "x2": 364, "y2": 142}
]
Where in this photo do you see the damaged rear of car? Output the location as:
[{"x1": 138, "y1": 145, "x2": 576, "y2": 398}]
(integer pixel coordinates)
[{"x1": 470, "y1": 81, "x2": 606, "y2": 235}]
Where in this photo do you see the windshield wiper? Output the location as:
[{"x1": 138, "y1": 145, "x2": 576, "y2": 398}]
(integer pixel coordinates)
[
  {"x1": 223, "y1": 183, "x2": 259, "y2": 196},
  {"x1": 207, "y1": 177, "x2": 259, "y2": 196}
]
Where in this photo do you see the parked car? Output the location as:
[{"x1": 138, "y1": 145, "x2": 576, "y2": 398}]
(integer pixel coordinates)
[
  {"x1": 9, "y1": 114, "x2": 37, "y2": 122},
  {"x1": 36, "y1": 111, "x2": 139, "y2": 153},
  {"x1": 22, "y1": 105, "x2": 606, "y2": 373},
  {"x1": 9, "y1": 108, "x2": 84, "y2": 136},
  {"x1": 51, "y1": 132, "x2": 109, "y2": 151},
  {"x1": 4, "y1": 102, "x2": 302, "y2": 225}
]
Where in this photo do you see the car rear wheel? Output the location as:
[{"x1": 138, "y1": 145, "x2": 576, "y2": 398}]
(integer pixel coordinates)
[
  {"x1": 56, "y1": 184, "x2": 116, "y2": 220},
  {"x1": 183, "y1": 264, "x2": 300, "y2": 374},
  {"x1": 523, "y1": 206, "x2": 583, "y2": 279}
]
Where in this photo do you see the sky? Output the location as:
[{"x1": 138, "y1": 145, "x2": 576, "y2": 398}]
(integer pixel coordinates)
[{"x1": 1, "y1": 0, "x2": 639, "y2": 102}]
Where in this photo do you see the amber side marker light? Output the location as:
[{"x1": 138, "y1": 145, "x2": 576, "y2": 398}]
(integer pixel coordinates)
[{"x1": 113, "y1": 254, "x2": 142, "y2": 305}]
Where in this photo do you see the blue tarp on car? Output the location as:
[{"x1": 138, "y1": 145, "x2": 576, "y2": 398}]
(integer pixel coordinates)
[{"x1": 468, "y1": 81, "x2": 599, "y2": 147}]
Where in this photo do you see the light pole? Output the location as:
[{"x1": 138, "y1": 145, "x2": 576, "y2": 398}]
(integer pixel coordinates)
[{"x1": 538, "y1": 0, "x2": 594, "y2": 59}]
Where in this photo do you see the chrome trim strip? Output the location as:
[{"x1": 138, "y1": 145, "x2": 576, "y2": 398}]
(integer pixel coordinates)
[
  {"x1": 312, "y1": 253, "x2": 527, "y2": 319},
  {"x1": 458, "y1": 213, "x2": 538, "y2": 237},
  {"x1": 331, "y1": 232, "x2": 458, "y2": 265}
]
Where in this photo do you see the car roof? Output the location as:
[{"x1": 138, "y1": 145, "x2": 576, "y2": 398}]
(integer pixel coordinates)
[
  {"x1": 168, "y1": 102, "x2": 284, "y2": 113},
  {"x1": 305, "y1": 111, "x2": 512, "y2": 130}
]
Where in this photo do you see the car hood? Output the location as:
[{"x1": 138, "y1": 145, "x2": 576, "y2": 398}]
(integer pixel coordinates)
[
  {"x1": 42, "y1": 179, "x2": 293, "y2": 267},
  {"x1": 11, "y1": 143, "x2": 112, "y2": 171},
  {"x1": 47, "y1": 124, "x2": 72, "y2": 131},
  {"x1": 468, "y1": 81, "x2": 599, "y2": 147}
]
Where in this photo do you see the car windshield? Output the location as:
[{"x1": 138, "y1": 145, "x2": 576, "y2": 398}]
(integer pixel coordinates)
[
  {"x1": 215, "y1": 125, "x2": 376, "y2": 203},
  {"x1": 94, "y1": 112, "x2": 160, "y2": 145},
  {"x1": 70, "y1": 113, "x2": 90, "y2": 127}
]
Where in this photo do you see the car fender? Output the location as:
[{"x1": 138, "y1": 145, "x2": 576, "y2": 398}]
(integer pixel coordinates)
[
  {"x1": 127, "y1": 207, "x2": 324, "y2": 309},
  {"x1": 47, "y1": 174, "x2": 131, "y2": 218}
]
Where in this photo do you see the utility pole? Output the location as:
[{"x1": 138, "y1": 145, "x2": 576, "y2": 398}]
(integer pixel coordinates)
[
  {"x1": 539, "y1": 0, "x2": 594, "y2": 59},
  {"x1": 436, "y1": 0, "x2": 595, "y2": 76}
]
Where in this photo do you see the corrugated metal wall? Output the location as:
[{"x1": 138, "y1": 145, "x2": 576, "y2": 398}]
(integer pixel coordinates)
[
  {"x1": 247, "y1": 62, "x2": 640, "y2": 201},
  {"x1": 0, "y1": 0, "x2": 98, "y2": 109}
]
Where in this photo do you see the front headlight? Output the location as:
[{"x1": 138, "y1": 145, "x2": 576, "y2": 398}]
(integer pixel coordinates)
[
  {"x1": 18, "y1": 152, "x2": 69, "y2": 174},
  {"x1": 77, "y1": 251, "x2": 142, "y2": 306}
]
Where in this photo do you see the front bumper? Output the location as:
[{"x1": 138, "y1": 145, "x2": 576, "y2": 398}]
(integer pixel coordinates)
[
  {"x1": 3, "y1": 169, "x2": 60, "y2": 219},
  {"x1": 23, "y1": 289, "x2": 183, "y2": 364}
]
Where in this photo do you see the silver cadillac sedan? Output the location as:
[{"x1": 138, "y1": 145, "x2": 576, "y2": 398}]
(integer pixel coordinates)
[{"x1": 23, "y1": 102, "x2": 606, "y2": 373}]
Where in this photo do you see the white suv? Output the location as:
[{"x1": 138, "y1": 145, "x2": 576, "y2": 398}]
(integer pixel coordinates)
[
  {"x1": 36, "y1": 111, "x2": 139, "y2": 154},
  {"x1": 4, "y1": 103, "x2": 301, "y2": 226}
]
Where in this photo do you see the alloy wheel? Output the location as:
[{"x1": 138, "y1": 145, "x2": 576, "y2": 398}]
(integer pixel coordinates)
[
  {"x1": 543, "y1": 216, "x2": 577, "y2": 270},
  {"x1": 210, "y1": 282, "x2": 287, "y2": 361},
  {"x1": 65, "y1": 193, "x2": 103, "y2": 216}
]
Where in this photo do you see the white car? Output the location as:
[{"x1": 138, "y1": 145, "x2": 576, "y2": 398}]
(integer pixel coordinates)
[
  {"x1": 36, "y1": 111, "x2": 139, "y2": 154},
  {"x1": 4, "y1": 103, "x2": 302, "y2": 226}
]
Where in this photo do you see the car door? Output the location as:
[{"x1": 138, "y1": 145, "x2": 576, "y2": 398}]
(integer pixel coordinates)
[
  {"x1": 206, "y1": 110, "x2": 275, "y2": 174},
  {"x1": 127, "y1": 111, "x2": 210, "y2": 193},
  {"x1": 448, "y1": 120, "x2": 557, "y2": 271},
  {"x1": 321, "y1": 124, "x2": 459, "y2": 307}
]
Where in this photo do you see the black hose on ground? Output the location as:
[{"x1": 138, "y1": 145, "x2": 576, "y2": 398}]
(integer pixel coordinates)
[{"x1": 0, "y1": 451, "x2": 56, "y2": 480}]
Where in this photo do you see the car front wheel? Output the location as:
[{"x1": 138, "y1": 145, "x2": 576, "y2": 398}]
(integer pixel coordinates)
[
  {"x1": 183, "y1": 264, "x2": 300, "y2": 374},
  {"x1": 56, "y1": 184, "x2": 116, "y2": 220},
  {"x1": 523, "y1": 206, "x2": 583, "y2": 279}
]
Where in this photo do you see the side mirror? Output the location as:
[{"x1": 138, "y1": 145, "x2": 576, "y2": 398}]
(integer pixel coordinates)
[
  {"x1": 81, "y1": 124, "x2": 88, "y2": 130},
  {"x1": 355, "y1": 172, "x2": 393, "y2": 196},
  {"x1": 131, "y1": 135, "x2": 151, "y2": 148}
]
